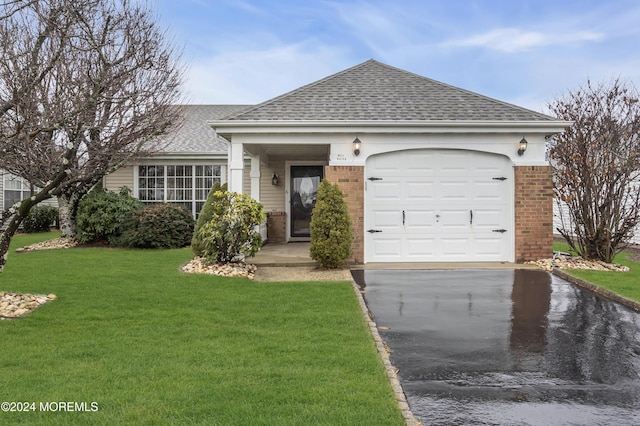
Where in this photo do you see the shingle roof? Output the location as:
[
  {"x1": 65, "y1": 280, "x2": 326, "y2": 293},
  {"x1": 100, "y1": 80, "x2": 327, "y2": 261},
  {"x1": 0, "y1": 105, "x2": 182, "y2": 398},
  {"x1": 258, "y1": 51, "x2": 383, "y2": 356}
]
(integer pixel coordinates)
[
  {"x1": 157, "y1": 104, "x2": 250, "y2": 153},
  {"x1": 224, "y1": 59, "x2": 554, "y2": 122}
]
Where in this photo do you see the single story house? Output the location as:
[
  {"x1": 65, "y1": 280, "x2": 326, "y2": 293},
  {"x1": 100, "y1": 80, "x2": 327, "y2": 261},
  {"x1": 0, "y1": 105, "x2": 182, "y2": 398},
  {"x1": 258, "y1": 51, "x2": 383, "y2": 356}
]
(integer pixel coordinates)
[
  {"x1": 104, "y1": 104, "x2": 249, "y2": 218},
  {"x1": 105, "y1": 59, "x2": 571, "y2": 263}
]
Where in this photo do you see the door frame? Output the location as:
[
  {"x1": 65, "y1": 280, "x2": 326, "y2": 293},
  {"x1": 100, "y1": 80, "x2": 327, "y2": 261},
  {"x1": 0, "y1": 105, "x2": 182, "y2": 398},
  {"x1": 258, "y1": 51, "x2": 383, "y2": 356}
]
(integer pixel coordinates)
[{"x1": 285, "y1": 160, "x2": 327, "y2": 242}]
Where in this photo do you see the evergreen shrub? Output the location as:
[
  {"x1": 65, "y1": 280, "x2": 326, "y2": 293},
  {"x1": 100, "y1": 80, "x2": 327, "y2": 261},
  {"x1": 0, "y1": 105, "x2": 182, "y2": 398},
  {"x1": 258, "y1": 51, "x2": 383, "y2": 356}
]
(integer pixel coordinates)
[
  {"x1": 310, "y1": 179, "x2": 352, "y2": 269},
  {"x1": 22, "y1": 206, "x2": 59, "y2": 233},
  {"x1": 114, "y1": 203, "x2": 195, "y2": 249},
  {"x1": 191, "y1": 181, "x2": 227, "y2": 256},
  {"x1": 76, "y1": 188, "x2": 143, "y2": 243},
  {"x1": 196, "y1": 190, "x2": 265, "y2": 263}
]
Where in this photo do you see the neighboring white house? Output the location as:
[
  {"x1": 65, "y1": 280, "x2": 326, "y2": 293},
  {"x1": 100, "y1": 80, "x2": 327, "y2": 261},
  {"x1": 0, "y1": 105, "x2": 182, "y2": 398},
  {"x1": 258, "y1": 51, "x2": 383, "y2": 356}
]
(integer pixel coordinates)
[
  {"x1": 554, "y1": 200, "x2": 640, "y2": 246},
  {"x1": 0, "y1": 171, "x2": 32, "y2": 211}
]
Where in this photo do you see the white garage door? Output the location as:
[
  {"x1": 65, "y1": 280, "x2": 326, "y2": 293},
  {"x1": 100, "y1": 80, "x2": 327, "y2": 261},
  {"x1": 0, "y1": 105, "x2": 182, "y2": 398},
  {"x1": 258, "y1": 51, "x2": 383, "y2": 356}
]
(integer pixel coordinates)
[{"x1": 365, "y1": 149, "x2": 512, "y2": 262}]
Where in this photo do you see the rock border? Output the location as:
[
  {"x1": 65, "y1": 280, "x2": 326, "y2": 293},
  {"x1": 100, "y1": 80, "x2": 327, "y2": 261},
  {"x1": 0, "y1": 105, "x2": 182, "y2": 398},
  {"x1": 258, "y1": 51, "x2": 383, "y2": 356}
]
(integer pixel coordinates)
[
  {"x1": 180, "y1": 257, "x2": 257, "y2": 279},
  {"x1": 526, "y1": 253, "x2": 629, "y2": 272},
  {"x1": 0, "y1": 292, "x2": 57, "y2": 319},
  {"x1": 351, "y1": 281, "x2": 422, "y2": 426},
  {"x1": 15, "y1": 237, "x2": 80, "y2": 253}
]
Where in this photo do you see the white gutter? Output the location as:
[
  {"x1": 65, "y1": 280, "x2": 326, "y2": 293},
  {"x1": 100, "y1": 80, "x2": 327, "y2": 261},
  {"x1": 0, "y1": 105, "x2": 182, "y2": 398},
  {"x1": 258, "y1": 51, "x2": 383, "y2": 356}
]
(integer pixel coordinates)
[{"x1": 209, "y1": 119, "x2": 572, "y2": 135}]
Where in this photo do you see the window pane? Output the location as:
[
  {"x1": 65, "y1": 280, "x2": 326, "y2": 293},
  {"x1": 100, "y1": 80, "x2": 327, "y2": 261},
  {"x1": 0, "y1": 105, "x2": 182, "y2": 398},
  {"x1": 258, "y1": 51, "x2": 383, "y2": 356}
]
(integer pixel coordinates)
[
  {"x1": 138, "y1": 166, "x2": 165, "y2": 202},
  {"x1": 4, "y1": 190, "x2": 23, "y2": 207}
]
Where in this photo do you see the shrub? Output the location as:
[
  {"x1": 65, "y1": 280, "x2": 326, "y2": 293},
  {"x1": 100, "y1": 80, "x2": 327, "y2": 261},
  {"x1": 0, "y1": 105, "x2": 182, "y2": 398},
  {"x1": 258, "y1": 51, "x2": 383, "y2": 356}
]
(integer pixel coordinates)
[
  {"x1": 77, "y1": 188, "x2": 143, "y2": 243},
  {"x1": 196, "y1": 190, "x2": 265, "y2": 263},
  {"x1": 22, "y1": 206, "x2": 59, "y2": 233},
  {"x1": 191, "y1": 181, "x2": 227, "y2": 256},
  {"x1": 310, "y1": 180, "x2": 352, "y2": 269},
  {"x1": 114, "y1": 203, "x2": 195, "y2": 249}
]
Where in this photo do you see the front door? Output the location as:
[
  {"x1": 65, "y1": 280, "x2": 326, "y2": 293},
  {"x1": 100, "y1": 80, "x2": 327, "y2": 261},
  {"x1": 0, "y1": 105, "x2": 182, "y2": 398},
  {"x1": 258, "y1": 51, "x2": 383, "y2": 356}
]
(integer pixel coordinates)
[{"x1": 290, "y1": 166, "x2": 324, "y2": 238}]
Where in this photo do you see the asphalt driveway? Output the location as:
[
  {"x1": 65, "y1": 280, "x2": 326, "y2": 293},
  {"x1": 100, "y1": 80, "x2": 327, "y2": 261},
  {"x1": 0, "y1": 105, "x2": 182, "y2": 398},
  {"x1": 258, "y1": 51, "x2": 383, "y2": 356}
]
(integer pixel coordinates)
[{"x1": 360, "y1": 269, "x2": 640, "y2": 426}]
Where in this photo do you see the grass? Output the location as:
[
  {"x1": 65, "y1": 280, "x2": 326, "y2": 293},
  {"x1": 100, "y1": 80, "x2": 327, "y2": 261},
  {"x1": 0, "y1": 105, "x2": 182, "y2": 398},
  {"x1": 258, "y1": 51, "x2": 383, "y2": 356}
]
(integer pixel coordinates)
[
  {"x1": 553, "y1": 241, "x2": 640, "y2": 303},
  {"x1": 0, "y1": 232, "x2": 404, "y2": 425}
]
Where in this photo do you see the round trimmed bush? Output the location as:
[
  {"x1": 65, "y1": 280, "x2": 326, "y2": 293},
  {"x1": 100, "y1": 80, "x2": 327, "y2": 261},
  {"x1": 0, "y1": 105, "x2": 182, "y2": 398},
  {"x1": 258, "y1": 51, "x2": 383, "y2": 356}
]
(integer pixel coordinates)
[
  {"x1": 23, "y1": 205, "x2": 59, "y2": 233},
  {"x1": 196, "y1": 190, "x2": 265, "y2": 263},
  {"x1": 114, "y1": 203, "x2": 195, "y2": 249},
  {"x1": 77, "y1": 188, "x2": 144, "y2": 243}
]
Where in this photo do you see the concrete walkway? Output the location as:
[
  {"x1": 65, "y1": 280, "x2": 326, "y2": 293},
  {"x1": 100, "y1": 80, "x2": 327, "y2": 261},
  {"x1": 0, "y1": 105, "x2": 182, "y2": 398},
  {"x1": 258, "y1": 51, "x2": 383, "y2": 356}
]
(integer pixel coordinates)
[
  {"x1": 249, "y1": 242, "x2": 538, "y2": 270},
  {"x1": 247, "y1": 242, "x2": 316, "y2": 267}
]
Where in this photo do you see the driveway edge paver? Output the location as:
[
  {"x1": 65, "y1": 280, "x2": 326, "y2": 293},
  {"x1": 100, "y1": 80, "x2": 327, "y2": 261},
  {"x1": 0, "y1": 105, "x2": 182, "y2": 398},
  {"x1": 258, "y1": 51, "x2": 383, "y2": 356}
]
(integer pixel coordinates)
[{"x1": 351, "y1": 281, "x2": 422, "y2": 426}]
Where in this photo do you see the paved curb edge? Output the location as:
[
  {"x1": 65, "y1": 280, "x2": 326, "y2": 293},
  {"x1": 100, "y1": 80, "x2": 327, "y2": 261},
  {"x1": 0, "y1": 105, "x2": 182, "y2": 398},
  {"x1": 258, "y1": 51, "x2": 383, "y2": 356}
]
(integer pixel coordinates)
[
  {"x1": 552, "y1": 268, "x2": 640, "y2": 312},
  {"x1": 351, "y1": 281, "x2": 422, "y2": 426}
]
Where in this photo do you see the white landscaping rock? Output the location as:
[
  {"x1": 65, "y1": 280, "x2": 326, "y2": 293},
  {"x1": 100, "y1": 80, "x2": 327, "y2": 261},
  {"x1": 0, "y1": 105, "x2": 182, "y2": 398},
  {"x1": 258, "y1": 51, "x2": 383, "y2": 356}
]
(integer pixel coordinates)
[
  {"x1": 181, "y1": 257, "x2": 257, "y2": 280},
  {"x1": 0, "y1": 292, "x2": 56, "y2": 319}
]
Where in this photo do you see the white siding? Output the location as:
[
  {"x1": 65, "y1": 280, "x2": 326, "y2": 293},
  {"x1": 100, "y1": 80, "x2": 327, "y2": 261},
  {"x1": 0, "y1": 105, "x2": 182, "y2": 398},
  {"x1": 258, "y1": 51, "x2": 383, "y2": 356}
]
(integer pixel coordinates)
[
  {"x1": 554, "y1": 200, "x2": 640, "y2": 246},
  {"x1": 260, "y1": 159, "x2": 286, "y2": 212},
  {"x1": 104, "y1": 166, "x2": 135, "y2": 193}
]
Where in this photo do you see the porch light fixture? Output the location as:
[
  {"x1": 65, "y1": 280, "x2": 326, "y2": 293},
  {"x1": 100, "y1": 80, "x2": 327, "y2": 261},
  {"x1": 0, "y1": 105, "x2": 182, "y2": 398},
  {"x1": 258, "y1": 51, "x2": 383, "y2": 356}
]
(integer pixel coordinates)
[
  {"x1": 353, "y1": 137, "x2": 361, "y2": 156},
  {"x1": 517, "y1": 137, "x2": 528, "y2": 156},
  {"x1": 271, "y1": 173, "x2": 278, "y2": 186}
]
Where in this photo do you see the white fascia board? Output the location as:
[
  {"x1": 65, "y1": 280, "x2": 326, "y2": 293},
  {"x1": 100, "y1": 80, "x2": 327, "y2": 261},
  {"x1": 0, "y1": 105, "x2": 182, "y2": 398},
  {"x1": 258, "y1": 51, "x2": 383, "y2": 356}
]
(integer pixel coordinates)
[{"x1": 209, "y1": 120, "x2": 572, "y2": 135}]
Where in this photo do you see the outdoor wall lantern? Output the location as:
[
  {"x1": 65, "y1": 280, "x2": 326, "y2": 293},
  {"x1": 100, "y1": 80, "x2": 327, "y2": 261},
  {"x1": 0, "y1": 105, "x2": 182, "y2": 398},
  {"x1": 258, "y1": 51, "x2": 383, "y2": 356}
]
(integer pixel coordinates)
[
  {"x1": 271, "y1": 173, "x2": 278, "y2": 186},
  {"x1": 517, "y1": 137, "x2": 528, "y2": 156},
  {"x1": 353, "y1": 137, "x2": 362, "y2": 156}
]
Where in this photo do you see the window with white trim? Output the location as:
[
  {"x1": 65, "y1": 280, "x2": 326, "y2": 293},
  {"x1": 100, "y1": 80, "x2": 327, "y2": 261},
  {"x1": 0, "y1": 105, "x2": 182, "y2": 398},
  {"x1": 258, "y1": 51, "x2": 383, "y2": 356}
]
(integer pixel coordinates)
[
  {"x1": 3, "y1": 173, "x2": 31, "y2": 209},
  {"x1": 137, "y1": 165, "x2": 222, "y2": 217}
]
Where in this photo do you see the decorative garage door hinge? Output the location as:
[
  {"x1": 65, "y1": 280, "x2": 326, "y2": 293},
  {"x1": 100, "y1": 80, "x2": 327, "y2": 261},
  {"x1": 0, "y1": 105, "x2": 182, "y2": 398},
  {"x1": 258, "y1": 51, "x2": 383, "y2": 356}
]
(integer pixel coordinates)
[
  {"x1": 492, "y1": 177, "x2": 508, "y2": 181},
  {"x1": 492, "y1": 229, "x2": 508, "y2": 233},
  {"x1": 367, "y1": 177, "x2": 383, "y2": 181},
  {"x1": 367, "y1": 229, "x2": 383, "y2": 233}
]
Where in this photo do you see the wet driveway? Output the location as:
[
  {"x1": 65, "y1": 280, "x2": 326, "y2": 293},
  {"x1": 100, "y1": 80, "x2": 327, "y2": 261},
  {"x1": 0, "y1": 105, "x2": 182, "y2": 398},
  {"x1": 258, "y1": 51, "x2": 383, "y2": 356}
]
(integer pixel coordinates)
[{"x1": 358, "y1": 269, "x2": 640, "y2": 425}]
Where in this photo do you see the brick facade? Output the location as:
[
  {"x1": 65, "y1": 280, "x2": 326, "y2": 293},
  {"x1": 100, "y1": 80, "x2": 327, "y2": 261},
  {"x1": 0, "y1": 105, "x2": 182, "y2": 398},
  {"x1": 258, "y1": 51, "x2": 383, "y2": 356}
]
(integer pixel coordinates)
[
  {"x1": 514, "y1": 165, "x2": 554, "y2": 262},
  {"x1": 324, "y1": 165, "x2": 365, "y2": 263}
]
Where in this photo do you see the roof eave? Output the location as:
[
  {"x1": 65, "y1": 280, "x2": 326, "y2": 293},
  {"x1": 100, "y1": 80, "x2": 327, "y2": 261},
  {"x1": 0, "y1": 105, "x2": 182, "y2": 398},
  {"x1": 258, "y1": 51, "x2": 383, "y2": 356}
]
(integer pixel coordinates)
[{"x1": 209, "y1": 119, "x2": 572, "y2": 135}]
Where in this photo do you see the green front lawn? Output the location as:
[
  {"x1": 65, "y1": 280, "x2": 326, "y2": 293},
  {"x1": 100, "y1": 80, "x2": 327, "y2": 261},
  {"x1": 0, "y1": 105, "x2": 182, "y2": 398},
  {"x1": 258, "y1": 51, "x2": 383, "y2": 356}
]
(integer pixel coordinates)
[
  {"x1": 0, "y1": 232, "x2": 403, "y2": 425},
  {"x1": 553, "y1": 241, "x2": 640, "y2": 303}
]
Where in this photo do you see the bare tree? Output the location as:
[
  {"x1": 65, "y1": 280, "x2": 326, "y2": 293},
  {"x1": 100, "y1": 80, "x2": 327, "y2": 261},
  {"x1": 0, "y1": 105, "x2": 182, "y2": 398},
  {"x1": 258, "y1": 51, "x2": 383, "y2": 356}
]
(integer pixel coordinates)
[
  {"x1": 549, "y1": 78, "x2": 640, "y2": 262},
  {"x1": 0, "y1": 0, "x2": 184, "y2": 272}
]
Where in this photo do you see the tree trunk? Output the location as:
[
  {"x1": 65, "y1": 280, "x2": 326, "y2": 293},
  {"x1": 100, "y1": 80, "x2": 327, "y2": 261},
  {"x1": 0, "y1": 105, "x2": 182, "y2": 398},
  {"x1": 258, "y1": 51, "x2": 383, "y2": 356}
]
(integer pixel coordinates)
[
  {"x1": 0, "y1": 213, "x2": 23, "y2": 273},
  {"x1": 0, "y1": 197, "x2": 36, "y2": 273},
  {"x1": 57, "y1": 192, "x2": 79, "y2": 239}
]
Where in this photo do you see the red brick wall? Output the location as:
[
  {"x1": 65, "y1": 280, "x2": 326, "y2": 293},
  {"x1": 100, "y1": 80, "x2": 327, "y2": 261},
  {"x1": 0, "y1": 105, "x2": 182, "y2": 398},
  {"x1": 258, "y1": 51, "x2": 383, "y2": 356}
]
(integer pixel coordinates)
[
  {"x1": 324, "y1": 166, "x2": 364, "y2": 264},
  {"x1": 514, "y1": 165, "x2": 553, "y2": 262}
]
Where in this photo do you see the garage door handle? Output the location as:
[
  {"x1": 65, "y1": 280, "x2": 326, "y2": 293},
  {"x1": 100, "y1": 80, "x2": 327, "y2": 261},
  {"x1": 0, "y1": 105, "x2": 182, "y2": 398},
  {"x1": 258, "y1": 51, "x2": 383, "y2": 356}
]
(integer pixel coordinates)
[
  {"x1": 367, "y1": 229, "x2": 382, "y2": 233},
  {"x1": 470, "y1": 210, "x2": 473, "y2": 225},
  {"x1": 402, "y1": 210, "x2": 405, "y2": 225}
]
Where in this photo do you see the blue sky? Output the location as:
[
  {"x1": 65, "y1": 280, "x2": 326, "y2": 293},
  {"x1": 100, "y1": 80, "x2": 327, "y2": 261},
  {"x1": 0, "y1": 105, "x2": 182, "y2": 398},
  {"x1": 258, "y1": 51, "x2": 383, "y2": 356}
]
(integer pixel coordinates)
[{"x1": 154, "y1": 0, "x2": 640, "y2": 114}]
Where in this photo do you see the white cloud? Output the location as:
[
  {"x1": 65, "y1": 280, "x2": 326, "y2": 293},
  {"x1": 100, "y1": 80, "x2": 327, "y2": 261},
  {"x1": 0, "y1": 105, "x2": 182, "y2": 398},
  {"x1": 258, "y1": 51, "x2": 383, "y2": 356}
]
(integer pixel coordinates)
[
  {"x1": 182, "y1": 42, "x2": 351, "y2": 104},
  {"x1": 444, "y1": 28, "x2": 604, "y2": 53}
]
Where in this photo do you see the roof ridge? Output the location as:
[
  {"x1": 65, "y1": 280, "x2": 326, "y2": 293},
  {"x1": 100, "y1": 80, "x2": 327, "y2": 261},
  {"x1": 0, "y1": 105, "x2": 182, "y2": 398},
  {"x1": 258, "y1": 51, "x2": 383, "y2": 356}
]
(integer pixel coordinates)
[
  {"x1": 220, "y1": 59, "x2": 555, "y2": 122},
  {"x1": 354, "y1": 60, "x2": 555, "y2": 121},
  {"x1": 224, "y1": 59, "x2": 378, "y2": 120}
]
